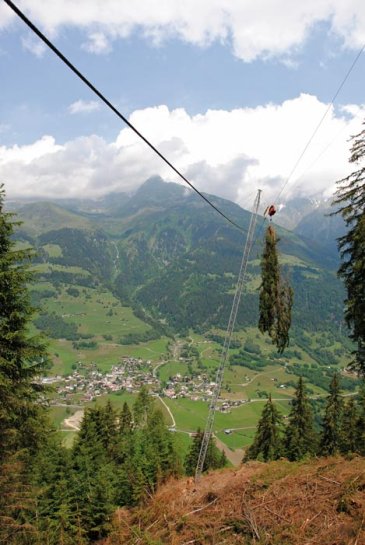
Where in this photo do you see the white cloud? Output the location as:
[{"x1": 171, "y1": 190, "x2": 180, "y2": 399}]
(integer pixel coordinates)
[
  {"x1": 81, "y1": 32, "x2": 111, "y2": 54},
  {"x1": 0, "y1": 95, "x2": 364, "y2": 206},
  {"x1": 0, "y1": 135, "x2": 62, "y2": 164},
  {"x1": 1, "y1": 1, "x2": 365, "y2": 61},
  {"x1": 21, "y1": 33, "x2": 46, "y2": 57},
  {"x1": 68, "y1": 100, "x2": 101, "y2": 114},
  {"x1": 0, "y1": 3, "x2": 13, "y2": 29}
]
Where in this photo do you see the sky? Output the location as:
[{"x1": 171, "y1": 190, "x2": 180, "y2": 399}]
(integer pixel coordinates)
[{"x1": 0, "y1": 0, "x2": 365, "y2": 210}]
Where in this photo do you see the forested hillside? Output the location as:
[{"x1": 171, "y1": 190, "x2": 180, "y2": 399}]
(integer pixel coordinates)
[{"x1": 13, "y1": 177, "x2": 346, "y2": 338}]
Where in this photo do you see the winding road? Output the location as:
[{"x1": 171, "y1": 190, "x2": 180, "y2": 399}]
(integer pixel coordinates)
[{"x1": 157, "y1": 395, "x2": 176, "y2": 427}]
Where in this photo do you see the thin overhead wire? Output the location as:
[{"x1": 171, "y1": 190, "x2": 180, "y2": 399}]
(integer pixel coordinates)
[
  {"x1": 255, "y1": 43, "x2": 365, "y2": 245},
  {"x1": 3, "y1": 0, "x2": 245, "y2": 233},
  {"x1": 293, "y1": 109, "x2": 365, "y2": 187},
  {"x1": 275, "y1": 43, "x2": 365, "y2": 203}
]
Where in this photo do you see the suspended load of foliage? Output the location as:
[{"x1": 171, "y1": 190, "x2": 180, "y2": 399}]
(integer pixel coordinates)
[{"x1": 258, "y1": 225, "x2": 293, "y2": 353}]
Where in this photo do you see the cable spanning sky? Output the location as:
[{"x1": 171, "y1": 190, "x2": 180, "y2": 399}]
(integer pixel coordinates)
[{"x1": 0, "y1": 0, "x2": 365, "y2": 206}]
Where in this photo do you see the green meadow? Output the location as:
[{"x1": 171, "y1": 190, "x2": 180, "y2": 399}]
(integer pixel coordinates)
[{"x1": 33, "y1": 272, "x2": 356, "y2": 455}]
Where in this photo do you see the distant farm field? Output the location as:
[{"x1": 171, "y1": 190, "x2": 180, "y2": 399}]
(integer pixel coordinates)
[{"x1": 31, "y1": 274, "x2": 357, "y2": 457}]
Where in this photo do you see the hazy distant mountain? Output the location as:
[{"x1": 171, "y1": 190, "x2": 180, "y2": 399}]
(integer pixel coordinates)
[
  {"x1": 273, "y1": 196, "x2": 345, "y2": 259},
  {"x1": 274, "y1": 197, "x2": 324, "y2": 230},
  {"x1": 16, "y1": 201, "x2": 93, "y2": 236},
  {"x1": 294, "y1": 207, "x2": 345, "y2": 254}
]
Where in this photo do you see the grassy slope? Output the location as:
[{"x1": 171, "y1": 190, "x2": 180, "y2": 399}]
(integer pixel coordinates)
[
  {"x1": 41, "y1": 279, "x2": 355, "y2": 453},
  {"x1": 32, "y1": 266, "x2": 355, "y2": 455},
  {"x1": 35, "y1": 280, "x2": 166, "y2": 374},
  {"x1": 107, "y1": 456, "x2": 365, "y2": 545}
]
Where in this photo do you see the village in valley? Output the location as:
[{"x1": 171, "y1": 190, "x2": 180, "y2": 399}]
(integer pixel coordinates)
[{"x1": 45, "y1": 352, "x2": 249, "y2": 413}]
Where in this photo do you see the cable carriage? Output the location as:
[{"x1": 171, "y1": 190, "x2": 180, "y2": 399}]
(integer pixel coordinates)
[{"x1": 264, "y1": 204, "x2": 277, "y2": 219}]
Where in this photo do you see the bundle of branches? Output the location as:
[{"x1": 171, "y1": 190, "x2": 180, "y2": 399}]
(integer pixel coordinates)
[{"x1": 258, "y1": 225, "x2": 293, "y2": 353}]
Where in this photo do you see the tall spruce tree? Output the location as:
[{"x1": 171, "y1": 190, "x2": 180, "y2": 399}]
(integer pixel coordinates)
[
  {"x1": 320, "y1": 373, "x2": 343, "y2": 455},
  {"x1": 32, "y1": 437, "x2": 87, "y2": 545},
  {"x1": 144, "y1": 409, "x2": 182, "y2": 481},
  {"x1": 0, "y1": 184, "x2": 48, "y2": 458},
  {"x1": 259, "y1": 226, "x2": 280, "y2": 337},
  {"x1": 0, "y1": 185, "x2": 48, "y2": 542},
  {"x1": 284, "y1": 377, "x2": 317, "y2": 460},
  {"x1": 185, "y1": 428, "x2": 225, "y2": 476},
  {"x1": 332, "y1": 122, "x2": 365, "y2": 374},
  {"x1": 120, "y1": 401, "x2": 133, "y2": 434},
  {"x1": 355, "y1": 381, "x2": 365, "y2": 455},
  {"x1": 340, "y1": 398, "x2": 358, "y2": 454},
  {"x1": 244, "y1": 395, "x2": 283, "y2": 462},
  {"x1": 134, "y1": 385, "x2": 153, "y2": 427},
  {"x1": 258, "y1": 226, "x2": 293, "y2": 353}
]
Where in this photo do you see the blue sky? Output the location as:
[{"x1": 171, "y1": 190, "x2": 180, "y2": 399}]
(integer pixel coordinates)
[{"x1": 0, "y1": 1, "x2": 364, "y2": 205}]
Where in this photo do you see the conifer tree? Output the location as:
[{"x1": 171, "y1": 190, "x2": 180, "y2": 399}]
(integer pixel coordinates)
[
  {"x1": 185, "y1": 429, "x2": 203, "y2": 476},
  {"x1": 219, "y1": 449, "x2": 228, "y2": 468},
  {"x1": 0, "y1": 185, "x2": 48, "y2": 541},
  {"x1": 274, "y1": 280, "x2": 294, "y2": 354},
  {"x1": 185, "y1": 428, "x2": 225, "y2": 475},
  {"x1": 33, "y1": 437, "x2": 87, "y2": 545},
  {"x1": 120, "y1": 401, "x2": 133, "y2": 434},
  {"x1": 134, "y1": 385, "x2": 153, "y2": 427},
  {"x1": 340, "y1": 398, "x2": 358, "y2": 454},
  {"x1": 0, "y1": 184, "x2": 48, "y2": 459},
  {"x1": 259, "y1": 226, "x2": 280, "y2": 337},
  {"x1": 355, "y1": 381, "x2": 365, "y2": 455},
  {"x1": 244, "y1": 395, "x2": 283, "y2": 462},
  {"x1": 73, "y1": 409, "x2": 106, "y2": 463},
  {"x1": 82, "y1": 464, "x2": 115, "y2": 541},
  {"x1": 99, "y1": 401, "x2": 120, "y2": 452},
  {"x1": 145, "y1": 409, "x2": 182, "y2": 480},
  {"x1": 332, "y1": 122, "x2": 365, "y2": 374},
  {"x1": 205, "y1": 433, "x2": 225, "y2": 471},
  {"x1": 0, "y1": 456, "x2": 37, "y2": 545},
  {"x1": 320, "y1": 373, "x2": 343, "y2": 455},
  {"x1": 258, "y1": 226, "x2": 293, "y2": 353},
  {"x1": 284, "y1": 377, "x2": 317, "y2": 460}
]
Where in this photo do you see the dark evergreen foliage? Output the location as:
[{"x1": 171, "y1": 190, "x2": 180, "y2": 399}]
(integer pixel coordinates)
[
  {"x1": 320, "y1": 373, "x2": 343, "y2": 455},
  {"x1": 31, "y1": 399, "x2": 183, "y2": 543},
  {"x1": 0, "y1": 184, "x2": 49, "y2": 542},
  {"x1": 332, "y1": 122, "x2": 365, "y2": 374},
  {"x1": 34, "y1": 311, "x2": 79, "y2": 340},
  {"x1": 244, "y1": 395, "x2": 283, "y2": 462},
  {"x1": 355, "y1": 381, "x2": 365, "y2": 455},
  {"x1": 259, "y1": 226, "x2": 280, "y2": 336},
  {"x1": 39, "y1": 228, "x2": 114, "y2": 279},
  {"x1": 340, "y1": 398, "x2": 358, "y2": 454},
  {"x1": 133, "y1": 385, "x2": 153, "y2": 427},
  {"x1": 120, "y1": 401, "x2": 133, "y2": 433},
  {"x1": 258, "y1": 226, "x2": 293, "y2": 353},
  {"x1": 284, "y1": 377, "x2": 318, "y2": 460},
  {"x1": 185, "y1": 428, "x2": 227, "y2": 476}
]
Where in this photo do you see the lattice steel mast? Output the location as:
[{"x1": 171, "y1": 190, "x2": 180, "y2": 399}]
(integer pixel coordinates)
[{"x1": 195, "y1": 189, "x2": 262, "y2": 481}]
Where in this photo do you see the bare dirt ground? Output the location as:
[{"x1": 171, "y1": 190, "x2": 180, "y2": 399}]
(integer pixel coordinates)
[
  {"x1": 62, "y1": 409, "x2": 84, "y2": 431},
  {"x1": 214, "y1": 435, "x2": 244, "y2": 466}
]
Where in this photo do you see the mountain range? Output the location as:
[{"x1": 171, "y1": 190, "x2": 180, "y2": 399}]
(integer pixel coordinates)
[{"x1": 11, "y1": 177, "x2": 347, "y2": 338}]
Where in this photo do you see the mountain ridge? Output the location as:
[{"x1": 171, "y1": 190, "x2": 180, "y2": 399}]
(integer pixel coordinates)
[{"x1": 12, "y1": 177, "x2": 346, "y2": 337}]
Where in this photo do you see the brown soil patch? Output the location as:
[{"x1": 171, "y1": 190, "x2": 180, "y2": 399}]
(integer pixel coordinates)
[
  {"x1": 104, "y1": 456, "x2": 365, "y2": 545},
  {"x1": 62, "y1": 409, "x2": 84, "y2": 431},
  {"x1": 214, "y1": 436, "x2": 244, "y2": 467}
]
